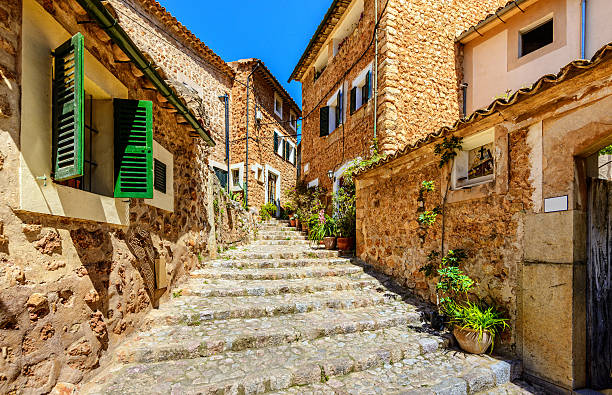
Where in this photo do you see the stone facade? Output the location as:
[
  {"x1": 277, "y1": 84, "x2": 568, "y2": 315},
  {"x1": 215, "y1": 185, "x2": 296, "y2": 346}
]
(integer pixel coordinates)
[
  {"x1": 0, "y1": 0, "x2": 256, "y2": 392},
  {"x1": 356, "y1": 45, "x2": 612, "y2": 390},
  {"x1": 228, "y1": 60, "x2": 299, "y2": 210},
  {"x1": 294, "y1": 0, "x2": 509, "y2": 192}
]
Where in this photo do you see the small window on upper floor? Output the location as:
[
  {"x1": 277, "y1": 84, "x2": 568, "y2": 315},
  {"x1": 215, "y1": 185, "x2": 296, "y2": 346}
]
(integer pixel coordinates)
[
  {"x1": 274, "y1": 93, "x2": 283, "y2": 119},
  {"x1": 319, "y1": 88, "x2": 343, "y2": 137},
  {"x1": 520, "y1": 18, "x2": 553, "y2": 57},
  {"x1": 290, "y1": 112, "x2": 297, "y2": 131}
]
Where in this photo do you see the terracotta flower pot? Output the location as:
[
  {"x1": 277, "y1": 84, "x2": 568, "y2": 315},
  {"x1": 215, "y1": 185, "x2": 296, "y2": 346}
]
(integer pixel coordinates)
[
  {"x1": 301, "y1": 223, "x2": 309, "y2": 232},
  {"x1": 290, "y1": 219, "x2": 296, "y2": 227},
  {"x1": 453, "y1": 327, "x2": 493, "y2": 354},
  {"x1": 336, "y1": 237, "x2": 354, "y2": 251},
  {"x1": 323, "y1": 237, "x2": 336, "y2": 250}
]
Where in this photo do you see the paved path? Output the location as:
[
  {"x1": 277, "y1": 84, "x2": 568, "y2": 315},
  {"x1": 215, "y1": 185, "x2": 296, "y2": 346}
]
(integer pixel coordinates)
[{"x1": 80, "y1": 220, "x2": 532, "y2": 395}]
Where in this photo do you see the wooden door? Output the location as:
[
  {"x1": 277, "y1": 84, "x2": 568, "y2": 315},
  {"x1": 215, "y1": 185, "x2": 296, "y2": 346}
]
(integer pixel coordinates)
[{"x1": 587, "y1": 178, "x2": 612, "y2": 389}]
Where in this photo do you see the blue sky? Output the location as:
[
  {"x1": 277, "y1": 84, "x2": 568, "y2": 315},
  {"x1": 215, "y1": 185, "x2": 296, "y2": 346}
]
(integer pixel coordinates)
[{"x1": 157, "y1": 0, "x2": 332, "y2": 109}]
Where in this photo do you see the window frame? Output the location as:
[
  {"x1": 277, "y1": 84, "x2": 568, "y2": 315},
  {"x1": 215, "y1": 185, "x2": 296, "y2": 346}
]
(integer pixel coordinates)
[
  {"x1": 326, "y1": 88, "x2": 343, "y2": 135},
  {"x1": 274, "y1": 92, "x2": 283, "y2": 119},
  {"x1": 229, "y1": 162, "x2": 245, "y2": 192},
  {"x1": 350, "y1": 64, "x2": 372, "y2": 114},
  {"x1": 451, "y1": 128, "x2": 496, "y2": 190},
  {"x1": 519, "y1": 16, "x2": 554, "y2": 58}
]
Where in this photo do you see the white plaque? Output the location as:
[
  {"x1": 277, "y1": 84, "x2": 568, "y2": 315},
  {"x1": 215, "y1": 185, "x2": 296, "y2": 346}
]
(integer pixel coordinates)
[{"x1": 544, "y1": 196, "x2": 568, "y2": 213}]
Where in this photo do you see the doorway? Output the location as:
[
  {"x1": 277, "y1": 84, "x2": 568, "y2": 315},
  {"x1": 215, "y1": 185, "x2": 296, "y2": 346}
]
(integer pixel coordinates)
[
  {"x1": 265, "y1": 165, "x2": 281, "y2": 217},
  {"x1": 586, "y1": 175, "x2": 612, "y2": 389}
]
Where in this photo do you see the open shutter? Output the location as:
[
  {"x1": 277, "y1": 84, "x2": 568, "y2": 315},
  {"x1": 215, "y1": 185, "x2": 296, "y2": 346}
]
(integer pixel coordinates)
[
  {"x1": 338, "y1": 90, "x2": 343, "y2": 125},
  {"x1": 350, "y1": 87, "x2": 357, "y2": 114},
  {"x1": 363, "y1": 71, "x2": 371, "y2": 103},
  {"x1": 273, "y1": 131, "x2": 279, "y2": 152},
  {"x1": 320, "y1": 107, "x2": 329, "y2": 137},
  {"x1": 114, "y1": 99, "x2": 153, "y2": 198},
  {"x1": 52, "y1": 33, "x2": 84, "y2": 181}
]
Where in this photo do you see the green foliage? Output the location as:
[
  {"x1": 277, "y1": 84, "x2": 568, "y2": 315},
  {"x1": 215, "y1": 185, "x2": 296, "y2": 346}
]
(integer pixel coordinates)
[
  {"x1": 441, "y1": 300, "x2": 509, "y2": 353},
  {"x1": 172, "y1": 289, "x2": 182, "y2": 298},
  {"x1": 213, "y1": 199, "x2": 219, "y2": 215},
  {"x1": 418, "y1": 250, "x2": 440, "y2": 277},
  {"x1": 417, "y1": 207, "x2": 441, "y2": 227},
  {"x1": 442, "y1": 249, "x2": 467, "y2": 267},
  {"x1": 433, "y1": 136, "x2": 463, "y2": 168},
  {"x1": 287, "y1": 181, "x2": 326, "y2": 224},
  {"x1": 437, "y1": 265, "x2": 474, "y2": 305},
  {"x1": 259, "y1": 202, "x2": 276, "y2": 221},
  {"x1": 600, "y1": 145, "x2": 612, "y2": 155},
  {"x1": 309, "y1": 213, "x2": 337, "y2": 242},
  {"x1": 420, "y1": 180, "x2": 435, "y2": 193}
]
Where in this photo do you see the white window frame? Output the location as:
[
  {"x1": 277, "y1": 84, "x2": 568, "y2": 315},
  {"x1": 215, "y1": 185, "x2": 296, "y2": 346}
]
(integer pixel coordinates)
[
  {"x1": 290, "y1": 111, "x2": 298, "y2": 131},
  {"x1": 287, "y1": 140, "x2": 297, "y2": 165},
  {"x1": 229, "y1": 162, "x2": 245, "y2": 192},
  {"x1": 352, "y1": 63, "x2": 372, "y2": 111},
  {"x1": 303, "y1": 163, "x2": 310, "y2": 175},
  {"x1": 275, "y1": 129, "x2": 285, "y2": 157},
  {"x1": 327, "y1": 87, "x2": 343, "y2": 134},
  {"x1": 518, "y1": 14, "x2": 554, "y2": 58},
  {"x1": 145, "y1": 140, "x2": 174, "y2": 212},
  {"x1": 451, "y1": 128, "x2": 495, "y2": 190},
  {"x1": 308, "y1": 178, "x2": 319, "y2": 188},
  {"x1": 251, "y1": 163, "x2": 264, "y2": 183},
  {"x1": 333, "y1": 157, "x2": 361, "y2": 195},
  {"x1": 274, "y1": 92, "x2": 283, "y2": 119}
]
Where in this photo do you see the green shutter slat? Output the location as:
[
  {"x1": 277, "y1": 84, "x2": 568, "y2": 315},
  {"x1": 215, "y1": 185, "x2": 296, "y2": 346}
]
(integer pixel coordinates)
[
  {"x1": 114, "y1": 99, "x2": 153, "y2": 198},
  {"x1": 320, "y1": 106, "x2": 329, "y2": 137},
  {"x1": 52, "y1": 33, "x2": 84, "y2": 181},
  {"x1": 273, "y1": 131, "x2": 279, "y2": 153},
  {"x1": 363, "y1": 71, "x2": 371, "y2": 103}
]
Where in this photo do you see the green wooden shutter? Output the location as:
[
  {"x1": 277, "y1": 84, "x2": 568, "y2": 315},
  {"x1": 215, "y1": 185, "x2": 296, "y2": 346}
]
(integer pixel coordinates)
[
  {"x1": 350, "y1": 87, "x2": 357, "y2": 114},
  {"x1": 273, "y1": 131, "x2": 279, "y2": 153},
  {"x1": 114, "y1": 99, "x2": 153, "y2": 198},
  {"x1": 363, "y1": 71, "x2": 371, "y2": 103},
  {"x1": 320, "y1": 107, "x2": 329, "y2": 137},
  {"x1": 338, "y1": 90, "x2": 343, "y2": 125},
  {"x1": 52, "y1": 33, "x2": 84, "y2": 181}
]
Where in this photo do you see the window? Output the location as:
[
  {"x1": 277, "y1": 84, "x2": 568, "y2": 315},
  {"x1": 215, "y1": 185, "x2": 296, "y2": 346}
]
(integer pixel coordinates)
[
  {"x1": 274, "y1": 130, "x2": 284, "y2": 157},
  {"x1": 153, "y1": 159, "x2": 166, "y2": 193},
  {"x1": 320, "y1": 88, "x2": 343, "y2": 137},
  {"x1": 350, "y1": 65, "x2": 372, "y2": 114},
  {"x1": 452, "y1": 128, "x2": 495, "y2": 189},
  {"x1": 229, "y1": 163, "x2": 244, "y2": 192},
  {"x1": 51, "y1": 33, "x2": 154, "y2": 199},
  {"x1": 290, "y1": 112, "x2": 297, "y2": 131},
  {"x1": 520, "y1": 18, "x2": 553, "y2": 57},
  {"x1": 274, "y1": 93, "x2": 283, "y2": 118}
]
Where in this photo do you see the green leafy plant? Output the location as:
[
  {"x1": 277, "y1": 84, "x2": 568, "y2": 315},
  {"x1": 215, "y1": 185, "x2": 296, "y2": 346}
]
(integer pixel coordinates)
[
  {"x1": 600, "y1": 145, "x2": 612, "y2": 155},
  {"x1": 441, "y1": 300, "x2": 509, "y2": 353},
  {"x1": 259, "y1": 202, "x2": 276, "y2": 221},
  {"x1": 309, "y1": 211, "x2": 337, "y2": 242},
  {"x1": 420, "y1": 180, "x2": 435, "y2": 193},
  {"x1": 436, "y1": 265, "x2": 474, "y2": 305},
  {"x1": 172, "y1": 289, "x2": 183, "y2": 298},
  {"x1": 418, "y1": 207, "x2": 441, "y2": 227},
  {"x1": 433, "y1": 136, "x2": 463, "y2": 168}
]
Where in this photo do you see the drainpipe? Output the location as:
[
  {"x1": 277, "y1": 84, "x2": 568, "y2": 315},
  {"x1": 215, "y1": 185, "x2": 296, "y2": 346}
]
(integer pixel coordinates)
[
  {"x1": 76, "y1": 0, "x2": 215, "y2": 145},
  {"x1": 373, "y1": 0, "x2": 379, "y2": 142},
  {"x1": 245, "y1": 62, "x2": 260, "y2": 208},
  {"x1": 581, "y1": 0, "x2": 587, "y2": 59},
  {"x1": 219, "y1": 94, "x2": 230, "y2": 192}
]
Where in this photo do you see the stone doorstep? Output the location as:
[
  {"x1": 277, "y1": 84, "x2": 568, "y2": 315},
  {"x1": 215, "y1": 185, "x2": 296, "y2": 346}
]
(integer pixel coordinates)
[
  {"x1": 189, "y1": 264, "x2": 364, "y2": 280},
  {"x1": 179, "y1": 276, "x2": 382, "y2": 297},
  {"x1": 113, "y1": 309, "x2": 424, "y2": 364},
  {"x1": 140, "y1": 291, "x2": 399, "y2": 327},
  {"x1": 82, "y1": 328, "x2": 450, "y2": 395},
  {"x1": 205, "y1": 257, "x2": 350, "y2": 269}
]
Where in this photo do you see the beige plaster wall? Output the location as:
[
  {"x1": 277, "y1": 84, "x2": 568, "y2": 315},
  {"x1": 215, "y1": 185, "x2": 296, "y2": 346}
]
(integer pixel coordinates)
[{"x1": 464, "y1": 0, "x2": 583, "y2": 113}]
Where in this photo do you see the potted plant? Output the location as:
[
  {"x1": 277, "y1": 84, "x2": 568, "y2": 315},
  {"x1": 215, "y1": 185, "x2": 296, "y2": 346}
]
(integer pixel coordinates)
[
  {"x1": 308, "y1": 210, "x2": 337, "y2": 249},
  {"x1": 289, "y1": 215, "x2": 297, "y2": 228},
  {"x1": 442, "y1": 301, "x2": 509, "y2": 354}
]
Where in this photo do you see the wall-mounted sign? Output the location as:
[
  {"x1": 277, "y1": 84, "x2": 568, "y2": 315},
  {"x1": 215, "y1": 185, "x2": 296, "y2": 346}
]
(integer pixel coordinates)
[{"x1": 544, "y1": 195, "x2": 568, "y2": 213}]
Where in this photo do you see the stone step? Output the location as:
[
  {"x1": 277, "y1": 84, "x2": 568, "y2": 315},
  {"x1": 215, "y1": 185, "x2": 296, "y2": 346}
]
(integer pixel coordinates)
[
  {"x1": 257, "y1": 233, "x2": 307, "y2": 240},
  {"x1": 113, "y1": 305, "x2": 423, "y2": 364},
  {"x1": 260, "y1": 225, "x2": 296, "y2": 231},
  {"x1": 204, "y1": 257, "x2": 351, "y2": 269},
  {"x1": 141, "y1": 289, "x2": 396, "y2": 327},
  {"x1": 221, "y1": 246, "x2": 340, "y2": 260},
  {"x1": 271, "y1": 354, "x2": 517, "y2": 395},
  {"x1": 180, "y1": 275, "x2": 382, "y2": 297},
  {"x1": 254, "y1": 239, "x2": 313, "y2": 246},
  {"x1": 82, "y1": 327, "x2": 449, "y2": 395},
  {"x1": 190, "y1": 264, "x2": 364, "y2": 280}
]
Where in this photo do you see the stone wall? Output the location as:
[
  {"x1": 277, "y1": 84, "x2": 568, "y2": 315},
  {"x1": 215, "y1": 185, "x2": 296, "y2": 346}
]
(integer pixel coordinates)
[
  {"x1": 230, "y1": 61, "x2": 298, "y2": 209},
  {"x1": 300, "y1": 0, "x2": 377, "y2": 193},
  {"x1": 0, "y1": 0, "x2": 256, "y2": 392},
  {"x1": 356, "y1": 52, "x2": 612, "y2": 389},
  {"x1": 109, "y1": 0, "x2": 235, "y2": 164}
]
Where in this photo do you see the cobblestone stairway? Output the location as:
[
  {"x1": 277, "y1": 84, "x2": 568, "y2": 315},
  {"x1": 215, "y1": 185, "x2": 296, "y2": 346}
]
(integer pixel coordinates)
[{"x1": 80, "y1": 219, "x2": 530, "y2": 395}]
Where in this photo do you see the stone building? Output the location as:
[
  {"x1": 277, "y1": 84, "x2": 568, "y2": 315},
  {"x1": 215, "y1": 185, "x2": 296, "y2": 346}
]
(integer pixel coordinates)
[
  {"x1": 289, "y1": 0, "x2": 514, "y2": 194},
  {"x1": 355, "y1": 0, "x2": 612, "y2": 391},
  {"x1": 216, "y1": 59, "x2": 299, "y2": 212},
  {"x1": 0, "y1": 0, "x2": 257, "y2": 392}
]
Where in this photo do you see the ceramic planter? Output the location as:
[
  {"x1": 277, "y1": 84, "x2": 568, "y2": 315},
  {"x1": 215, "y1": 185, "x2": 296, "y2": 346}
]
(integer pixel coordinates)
[
  {"x1": 336, "y1": 237, "x2": 354, "y2": 251},
  {"x1": 453, "y1": 327, "x2": 493, "y2": 354},
  {"x1": 290, "y1": 219, "x2": 296, "y2": 227},
  {"x1": 323, "y1": 237, "x2": 336, "y2": 250}
]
